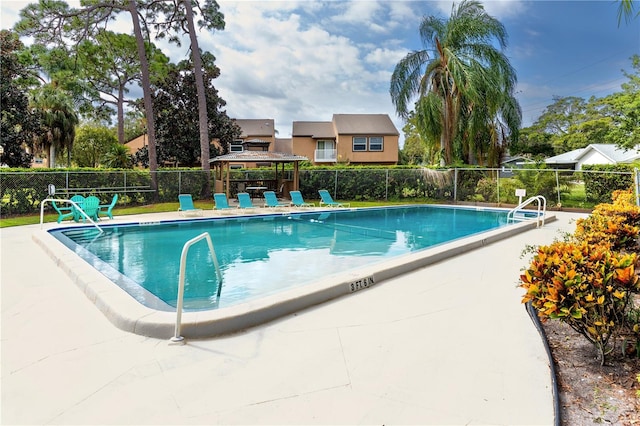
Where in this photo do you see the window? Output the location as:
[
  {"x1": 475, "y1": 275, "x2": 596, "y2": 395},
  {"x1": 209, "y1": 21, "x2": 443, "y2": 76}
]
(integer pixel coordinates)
[
  {"x1": 352, "y1": 136, "x2": 383, "y2": 152},
  {"x1": 369, "y1": 136, "x2": 383, "y2": 151},
  {"x1": 230, "y1": 164, "x2": 244, "y2": 170},
  {"x1": 353, "y1": 137, "x2": 367, "y2": 151},
  {"x1": 230, "y1": 139, "x2": 244, "y2": 152}
]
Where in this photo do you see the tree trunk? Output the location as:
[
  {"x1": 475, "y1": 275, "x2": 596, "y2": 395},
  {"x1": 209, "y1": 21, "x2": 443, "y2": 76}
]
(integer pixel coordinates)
[
  {"x1": 128, "y1": 0, "x2": 158, "y2": 194},
  {"x1": 182, "y1": 0, "x2": 212, "y2": 197},
  {"x1": 117, "y1": 84, "x2": 125, "y2": 144},
  {"x1": 49, "y1": 143, "x2": 56, "y2": 168}
]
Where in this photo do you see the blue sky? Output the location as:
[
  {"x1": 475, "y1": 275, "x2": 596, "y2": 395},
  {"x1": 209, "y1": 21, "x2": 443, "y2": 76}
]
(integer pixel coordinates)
[{"x1": 2, "y1": 1, "x2": 639, "y2": 144}]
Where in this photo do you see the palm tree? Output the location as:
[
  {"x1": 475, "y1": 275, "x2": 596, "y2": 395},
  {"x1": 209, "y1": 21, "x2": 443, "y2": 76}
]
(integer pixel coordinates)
[
  {"x1": 390, "y1": 0, "x2": 520, "y2": 165},
  {"x1": 618, "y1": 0, "x2": 638, "y2": 25},
  {"x1": 30, "y1": 84, "x2": 78, "y2": 167}
]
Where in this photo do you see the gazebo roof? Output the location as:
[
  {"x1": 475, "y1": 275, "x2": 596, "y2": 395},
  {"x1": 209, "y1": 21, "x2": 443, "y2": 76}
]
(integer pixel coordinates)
[{"x1": 209, "y1": 151, "x2": 308, "y2": 163}]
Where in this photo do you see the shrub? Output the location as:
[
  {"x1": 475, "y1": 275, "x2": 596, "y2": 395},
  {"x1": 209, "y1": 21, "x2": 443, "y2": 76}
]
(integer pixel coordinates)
[{"x1": 520, "y1": 240, "x2": 639, "y2": 364}]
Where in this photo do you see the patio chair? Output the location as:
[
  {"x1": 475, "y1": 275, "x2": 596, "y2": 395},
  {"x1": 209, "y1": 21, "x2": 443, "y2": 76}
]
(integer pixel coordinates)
[
  {"x1": 98, "y1": 194, "x2": 118, "y2": 220},
  {"x1": 70, "y1": 194, "x2": 86, "y2": 221},
  {"x1": 213, "y1": 193, "x2": 235, "y2": 211},
  {"x1": 78, "y1": 196, "x2": 100, "y2": 222},
  {"x1": 318, "y1": 190, "x2": 350, "y2": 208},
  {"x1": 237, "y1": 192, "x2": 257, "y2": 209},
  {"x1": 263, "y1": 191, "x2": 290, "y2": 208},
  {"x1": 51, "y1": 200, "x2": 75, "y2": 223},
  {"x1": 178, "y1": 194, "x2": 203, "y2": 216},
  {"x1": 289, "y1": 190, "x2": 315, "y2": 207}
]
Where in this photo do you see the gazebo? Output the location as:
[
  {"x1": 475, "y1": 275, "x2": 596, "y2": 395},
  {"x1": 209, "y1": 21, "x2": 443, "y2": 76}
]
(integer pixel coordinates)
[{"x1": 209, "y1": 151, "x2": 308, "y2": 198}]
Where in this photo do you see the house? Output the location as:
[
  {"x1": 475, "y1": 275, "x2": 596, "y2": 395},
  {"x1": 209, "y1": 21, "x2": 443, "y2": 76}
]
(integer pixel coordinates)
[
  {"x1": 292, "y1": 114, "x2": 399, "y2": 166},
  {"x1": 544, "y1": 144, "x2": 640, "y2": 170},
  {"x1": 228, "y1": 119, "x2": 277, "y2": 168}
]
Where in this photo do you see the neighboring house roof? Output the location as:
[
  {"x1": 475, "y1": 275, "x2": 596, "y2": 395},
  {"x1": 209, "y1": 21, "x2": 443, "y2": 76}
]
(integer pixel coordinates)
[
  {"x1": 209, "y1": 151, "x2": 308, "y2": 163},
  {"x1": 332, "y1": 114, "x2": 399, "y2": 135},
  {"x1": 581, "y1": 144, "x2": 640, "y2": 163},
  {"x1": 545, "y1": 148, "x2": 587, "y2": 165},
  {"x1": 545, "y1": 144, "x2": 640, "y2": 166},
  {"x1": 234, "y1": 119, "x2": 275, "y2": 137},
  {"x1": 292, "y1": 121, "x2": 335, "y2": 138}
]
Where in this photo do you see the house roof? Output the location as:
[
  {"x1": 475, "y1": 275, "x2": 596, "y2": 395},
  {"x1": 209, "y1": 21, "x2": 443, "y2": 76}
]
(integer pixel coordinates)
[
  {"x1": 234, "y1": 119, "x2": 275, "y2": 137},
  {"x1": 209, "y1": 151, "x2": 308, "y2": 163},
  {"x1": 544, "y1": 148, "x2": 587, "y2": 165},
  {"x1": 545, "y1": 144, "x2": 640, "y2": 165},
  {"x1": 332, "y1": 114, "x2": 399, "y2": 135},
  {"x1": 292, "y1": 121, "x2": 335, "y2": 138},
  {"x1": 582, "y1": 144, "x2": 640, "y2": 163}
]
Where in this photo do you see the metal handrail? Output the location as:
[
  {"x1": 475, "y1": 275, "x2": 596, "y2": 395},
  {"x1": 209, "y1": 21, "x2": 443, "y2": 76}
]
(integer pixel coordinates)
[
  {"x1": 40, "y1": 198, "x2": 103, "y2": 233},
  {"x1": 171, "y1": 232, "x2": 223, "y2": 344},
  {"x1": 507, "y1": 195, "x2": 547, "y2": 228}
]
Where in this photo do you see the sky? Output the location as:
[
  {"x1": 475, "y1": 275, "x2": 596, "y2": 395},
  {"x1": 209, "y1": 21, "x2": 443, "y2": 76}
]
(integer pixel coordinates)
[{"x1": 1, "y1": 0, "x2": 639, "y2": 145}]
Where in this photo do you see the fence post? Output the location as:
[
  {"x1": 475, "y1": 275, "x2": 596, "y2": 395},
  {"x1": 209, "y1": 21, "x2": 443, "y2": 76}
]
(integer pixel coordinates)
[
  {"x1": 555, "y1": 170, "x2": 561, "y2": 206},
  {"x1": 385, "y1": 169, "x2": 389, "y2": 201},
  {"x1": 453, "y1": 168, "x2": 458, "y2": 202},
  {"x1": 334, "y1": 170, "x2": 338, "y2": 198},
  {"x1": 496, "y1": 169, "x2": 500, "y2": 204},
  {"x1": 635, "y1": 168, "x2": 640, "y2": 206}
]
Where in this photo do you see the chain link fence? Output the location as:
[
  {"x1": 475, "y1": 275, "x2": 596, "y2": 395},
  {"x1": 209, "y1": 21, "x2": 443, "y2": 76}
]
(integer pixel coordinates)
[{"x1": 1, "y1": 167, "x2": 637, "y2": 216}]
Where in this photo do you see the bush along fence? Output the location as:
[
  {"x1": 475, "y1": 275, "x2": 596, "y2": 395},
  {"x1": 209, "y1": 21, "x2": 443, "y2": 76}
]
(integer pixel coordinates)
[{"x1": 1, "y1": 164, "x2": 639, "y2": 216}]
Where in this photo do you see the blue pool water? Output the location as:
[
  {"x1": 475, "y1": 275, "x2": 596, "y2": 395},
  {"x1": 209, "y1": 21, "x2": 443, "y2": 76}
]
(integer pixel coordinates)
[{"x1": 51, "y1": 205, "x2": 510, "y2": 311}]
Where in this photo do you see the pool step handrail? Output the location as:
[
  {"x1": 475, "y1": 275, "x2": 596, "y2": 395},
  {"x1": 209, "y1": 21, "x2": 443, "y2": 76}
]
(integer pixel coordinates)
[
  {"x1": 171, "y1": 232, "x2": 223, "y2": 344},
  {"x1": 507, "y1": 195, "x2": 547, "y2": 228},
  {"x1": 40, "y1": 198, "x2": 104, "y2": 233}
]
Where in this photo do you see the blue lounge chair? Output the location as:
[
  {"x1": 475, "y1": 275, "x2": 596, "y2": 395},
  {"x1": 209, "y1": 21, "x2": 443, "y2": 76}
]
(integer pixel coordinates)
[
  {"x1": 263, "y1": 191, "x2": 290, "y2": 208},
  {"x1": 213, "y1": 193, "x2": 235, "y2": 211},
  {"x1": 290, "y1": 190, "x2": 314, "y2": 207},
  {"x1": 318, "y1": 190, "x2": 350, "y2": 208},
  {"x1": 237, "y1": 192, "x2": 256, "y2": 209},
  {"x1": 51, "y1": 200, "x2": 75, "y2": 223},
  {"x1": 178, "y1": 194, "x2": 203, "y2": 216},
  {"x1": 98, "y1": 194, "x2": 118, "y2": 220}
]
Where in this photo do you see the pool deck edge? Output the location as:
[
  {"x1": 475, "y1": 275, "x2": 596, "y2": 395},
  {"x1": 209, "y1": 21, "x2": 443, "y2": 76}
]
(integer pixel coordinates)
[{"x1": 32, "y1": 213, "x2": 556, "y2": 340}]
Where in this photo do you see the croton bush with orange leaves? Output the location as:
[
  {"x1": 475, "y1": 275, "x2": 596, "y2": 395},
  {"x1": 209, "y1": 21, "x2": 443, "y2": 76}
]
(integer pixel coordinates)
[{"x1": 520, "y1": 189, "x2": 640, "y2": 364}]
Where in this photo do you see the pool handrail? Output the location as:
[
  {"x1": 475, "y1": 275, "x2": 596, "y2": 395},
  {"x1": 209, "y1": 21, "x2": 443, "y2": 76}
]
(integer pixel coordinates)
[
  {"x1": 507, "y1": 195, "x2": 547, "y2": 228},
  {"x1": 40, "y1": 198, "x2": 104, "y2": 233},
  {"x1": 171, "y1": 232, "x2": 223, "y2": 344}
]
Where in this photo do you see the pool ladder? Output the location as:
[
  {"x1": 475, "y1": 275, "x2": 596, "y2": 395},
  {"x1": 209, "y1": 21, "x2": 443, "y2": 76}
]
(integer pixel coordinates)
[
  {"x1": 171, "y1": 232, "x2": 223, "y2": 344},
  {"x1": 507, "y1": 195, "x2": 547, "y2": 228}
]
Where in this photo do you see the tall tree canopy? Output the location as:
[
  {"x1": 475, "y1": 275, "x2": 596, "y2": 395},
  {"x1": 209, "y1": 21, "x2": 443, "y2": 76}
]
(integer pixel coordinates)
[
  {"x1": 152, "y1": 53, "x2": 240, "y2": 167},
  {"x1": 75, "y1": 30, "x2": 169, "y2": 144},
  {"x1": 515, "y1": 55, "x2": 640, "y2": 155},
  {"x1": 0, "y1": 30, "x2": 38, "y2": 167},
  {"x1": 390, "y1": 0, "x2": 520, "y2": 166}
]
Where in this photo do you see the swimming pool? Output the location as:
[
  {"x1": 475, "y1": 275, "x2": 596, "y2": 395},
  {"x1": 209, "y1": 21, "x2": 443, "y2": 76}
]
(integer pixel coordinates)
[{"x1": 37, "y1": 205, "x2": 551, "y2": 338}]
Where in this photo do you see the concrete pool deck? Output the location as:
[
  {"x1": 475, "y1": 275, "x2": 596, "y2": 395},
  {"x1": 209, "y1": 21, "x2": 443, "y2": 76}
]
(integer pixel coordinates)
[{"x1": 1, "y1": 209, "x2": 587, "y2": 425}]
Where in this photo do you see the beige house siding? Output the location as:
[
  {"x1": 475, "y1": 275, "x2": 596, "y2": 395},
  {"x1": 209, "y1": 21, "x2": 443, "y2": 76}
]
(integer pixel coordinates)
[{"x1": 292, "y1": 114, "x2": 399, "y2": 166}]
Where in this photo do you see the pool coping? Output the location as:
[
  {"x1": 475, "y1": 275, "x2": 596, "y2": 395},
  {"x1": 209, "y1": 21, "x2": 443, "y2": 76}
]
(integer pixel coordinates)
[{"x1": 32, "y1": 209, "x2": 556, "y2": 340}]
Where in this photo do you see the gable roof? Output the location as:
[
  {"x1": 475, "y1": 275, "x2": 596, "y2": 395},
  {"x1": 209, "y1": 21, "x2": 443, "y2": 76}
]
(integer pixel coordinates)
[
  {"x1": 234, "y1": 119, "x2": 275, "y2": 137},
  {"x1": 545, "y1": 144, "x2": 640, "y2": 165},
  {"x1": 332, "y1": 114, "x2": 399, "y2": 135},
  {"x1": 579, "y1": 144, "x2": 640, "y2": 163},
  {"x1": 292, "y1": 121, "x2": 335, "y2": 138},
  {"x1": 545, "y1": 148, "x2": 587, "y2": 165}
]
